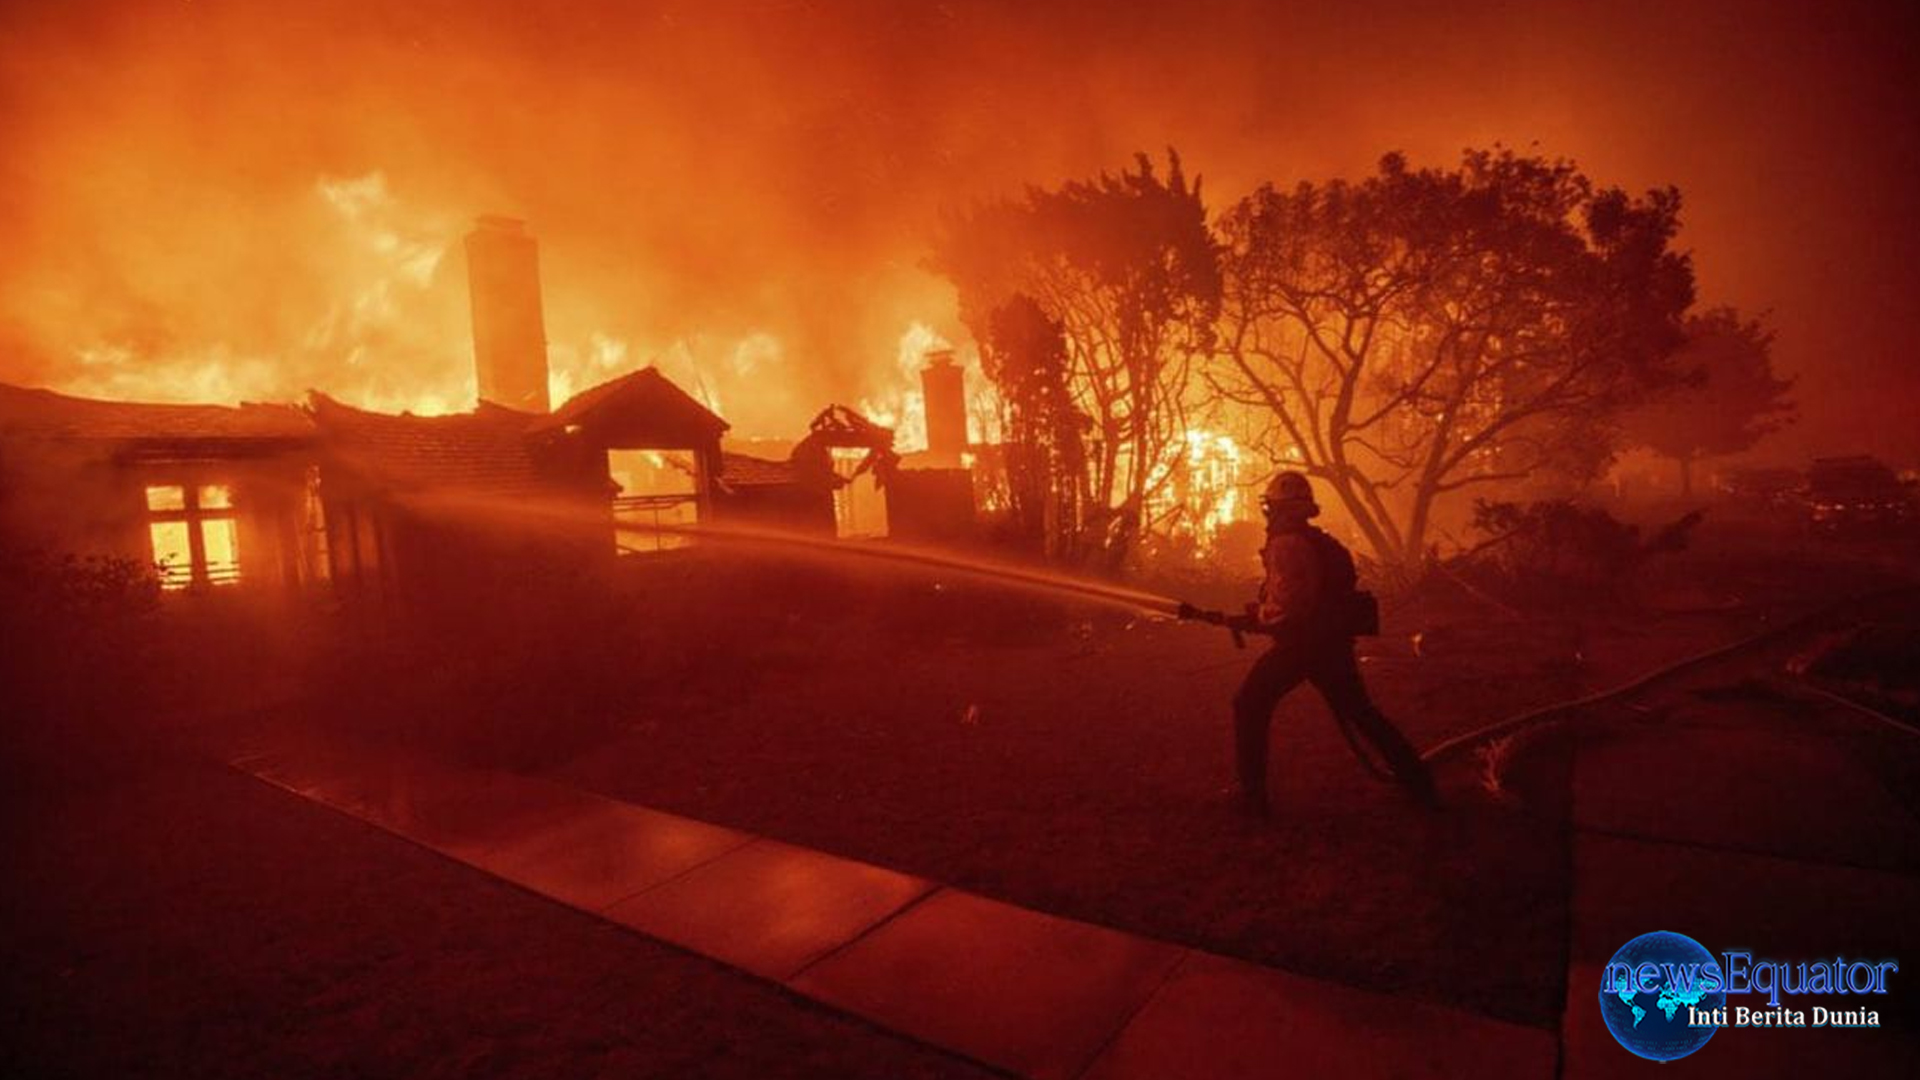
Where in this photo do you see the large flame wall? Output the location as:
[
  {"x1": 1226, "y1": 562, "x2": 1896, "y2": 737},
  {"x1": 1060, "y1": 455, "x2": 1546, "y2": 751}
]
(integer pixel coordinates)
[{"x1": 2, "y1": 0, "x2": 1916, "y2": 453}]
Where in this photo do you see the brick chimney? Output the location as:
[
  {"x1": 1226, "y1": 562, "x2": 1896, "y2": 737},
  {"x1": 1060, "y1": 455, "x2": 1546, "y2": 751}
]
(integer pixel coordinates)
[
  {"x1": 920, "y1": 348, "x2": 967, "y2": 466},
  {"x1": 464, "y1": 215, "x2": 550, "y2": 413}
]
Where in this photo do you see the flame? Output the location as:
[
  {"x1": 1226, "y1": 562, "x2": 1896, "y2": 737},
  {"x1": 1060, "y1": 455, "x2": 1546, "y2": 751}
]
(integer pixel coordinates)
[
  {"x1": 38, "y1": 155, "x2": 964, "y2": 439},
  {"x1": 1187, "y1": 428, "x2": 1247, "y2": 535},
  {"x1": 67, "y1": 342, "x2": 285, "y2": 405},
  {"x1": 41, "y1": 160, "x2": 966, "y2": 440},
  {"x1": 546, "y1": 330, "x2": 640, "y2": 410},
  {"x1": 313, "y1": 172, "x2": 445, "y2": 288},
  {"x1": 54, "y1": 170, "x2": 468, "y2": 415},
  {"x1": 1146, "y1": 426, "x2": 1253, "y2": 554},
  {"x1": 854, "y1": 321, "x2": 1005, "y2": 453},
  {"x1": 302, "y1": 171, "x2": 462, "y2": 413},
  {"x1": 852, "y1": 322, "x2": 944, "y2": 452}
]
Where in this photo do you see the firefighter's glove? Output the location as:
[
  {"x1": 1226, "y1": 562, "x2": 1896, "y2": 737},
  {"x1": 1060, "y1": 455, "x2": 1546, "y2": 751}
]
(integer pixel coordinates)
[{"x1": 1177, "y1": 602, "x2": 1231, "y2": 626}]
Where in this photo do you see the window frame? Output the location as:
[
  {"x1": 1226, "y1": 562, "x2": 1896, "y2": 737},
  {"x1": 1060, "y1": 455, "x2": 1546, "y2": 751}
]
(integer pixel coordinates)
[
  {"x1": 144, "y1": 481, "x2": 242, "y2": 590},
  {"x1": 607, "y1": 448, "x2": 702, "y2": 556}
]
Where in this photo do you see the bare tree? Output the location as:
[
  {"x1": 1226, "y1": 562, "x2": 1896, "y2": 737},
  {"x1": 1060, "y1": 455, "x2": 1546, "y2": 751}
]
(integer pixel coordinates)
[
  {"x1": 1212, "y1": 149, "x2": 1695, "y2": 573},
  {"x1": 932, "y1": 151, "x2": 1220, "y2": 565}
]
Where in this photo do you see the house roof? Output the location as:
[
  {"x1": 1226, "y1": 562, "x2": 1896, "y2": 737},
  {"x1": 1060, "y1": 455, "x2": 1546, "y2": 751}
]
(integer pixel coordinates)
[
  {"x1": 0, "y1": 366, "x2": 730, "y2": 496},
  {"x1": 0, "y1": 382, "x2": 315, "y2": 445},
  {"x1": 719, "y1": 451, "x2": 802, "y2": 489},
  {"x1": 307, "y1": 393, "x2": 550, "y2": 495},
  {"x1": 531, "y1": 367, "x2": 728, "y2": 446}
]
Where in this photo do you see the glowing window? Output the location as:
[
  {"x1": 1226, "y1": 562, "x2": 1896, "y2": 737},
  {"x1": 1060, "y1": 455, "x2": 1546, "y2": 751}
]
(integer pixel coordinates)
[
  {"x1": 201, "y1": 518, "x2": 240, "y2": 584},
  {"x1": 148, "y1": 521, "x2": 193, "y2": 589},
  {"x1": 609, "y1": 450, "x2": 698, "y2": 554},
  {"x1": 143, "y1": 482, "x2": 242, "y2": 590}
]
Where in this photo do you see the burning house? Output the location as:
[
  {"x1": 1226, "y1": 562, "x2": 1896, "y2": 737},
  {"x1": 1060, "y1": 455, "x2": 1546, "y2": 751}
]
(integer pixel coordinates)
[
  {"x1": 543, "y1": 368, "x2": 729, "y2": 555},
  {"x1": 305, "y1": 365, "x2": 731, "y2": 601},
  {"x1": 305, "y1": 392, "x2": 606, "y2": 605},
  {"x1": 0, "y1": 217, "x2": 728, "y2": 601},
  {"x1": 710, "y1": 450, "x2": 832, "y2": 534},
  {"x1": 713, "y1": 405, "x2": 899, "y2": 538},
  {"x1": 711, "y1": 388, "x2": 981, "y2": 543},
  {"x1": 0, "y1": 384, "x2": 322, "y2": 595},
  {"x1": 0, "y1": 215, "x2": 983, "y2": 603},
  {"x1": 0, "y1": 369, "x2": 729, "y2": 603}
]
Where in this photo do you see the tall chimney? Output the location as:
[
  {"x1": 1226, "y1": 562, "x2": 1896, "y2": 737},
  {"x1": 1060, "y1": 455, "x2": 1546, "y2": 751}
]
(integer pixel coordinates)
[
  {"x1": 920, "y1": 348, "x2": 967, "y2": 466},
  {"x1": 465, "y1": 215, "x2": 551, "y2": 413}
]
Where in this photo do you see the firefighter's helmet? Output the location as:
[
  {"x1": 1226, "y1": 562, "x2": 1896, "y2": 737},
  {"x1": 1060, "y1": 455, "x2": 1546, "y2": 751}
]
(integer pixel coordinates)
[{"x1": 1261, "y1": 471, "x2": 1320, "y2": 519}]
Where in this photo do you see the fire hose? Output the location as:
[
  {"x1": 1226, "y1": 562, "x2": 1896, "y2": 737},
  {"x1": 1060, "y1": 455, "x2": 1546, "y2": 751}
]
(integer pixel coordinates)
[{"x1": 1182, "y1": 584, "x2": 1920, "y2": 791}]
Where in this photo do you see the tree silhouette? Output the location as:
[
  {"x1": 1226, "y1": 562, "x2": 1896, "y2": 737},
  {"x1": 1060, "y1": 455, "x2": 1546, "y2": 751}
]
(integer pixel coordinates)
[
  {"x1": 1213, "y1": 149, "x2": 1695, "y2": 573},
  {"x1": 1620, "y1": 306, "x2": 1794, "y2": 495},
  {"x1": 980, "y1": 294, "x2": 1088, "y2": 558},
  {"x1": 932, "y1": 151, "x2": 1220, "y2": 565}
]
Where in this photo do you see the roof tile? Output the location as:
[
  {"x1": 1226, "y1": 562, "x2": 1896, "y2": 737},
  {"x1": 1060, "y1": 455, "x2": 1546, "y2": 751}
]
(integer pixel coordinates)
[{"x1": 0, "y1": 383, "x2": 314, "y2": 443}]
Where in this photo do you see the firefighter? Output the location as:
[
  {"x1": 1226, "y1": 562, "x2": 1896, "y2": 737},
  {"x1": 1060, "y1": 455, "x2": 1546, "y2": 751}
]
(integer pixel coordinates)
[{"x1": 1226, "y1": 471, "x2": 1438, "y2": 817}]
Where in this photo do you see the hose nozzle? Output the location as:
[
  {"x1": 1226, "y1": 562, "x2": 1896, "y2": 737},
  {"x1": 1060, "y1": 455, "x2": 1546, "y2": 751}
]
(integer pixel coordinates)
[{"x1": 1177, "y1": 601, "x2": 1247, "y2": 649}]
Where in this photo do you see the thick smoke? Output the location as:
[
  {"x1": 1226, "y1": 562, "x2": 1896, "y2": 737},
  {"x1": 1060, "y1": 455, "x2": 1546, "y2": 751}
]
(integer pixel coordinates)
[{"x1": 2, "y1": 0, "x2": 1916, "y2": 451}]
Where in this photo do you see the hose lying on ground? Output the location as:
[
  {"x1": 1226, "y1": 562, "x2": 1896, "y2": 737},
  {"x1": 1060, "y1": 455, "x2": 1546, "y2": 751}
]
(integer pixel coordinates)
[{"x1": 1418, "y1": 586, "x2": 1920, "y2": 765}]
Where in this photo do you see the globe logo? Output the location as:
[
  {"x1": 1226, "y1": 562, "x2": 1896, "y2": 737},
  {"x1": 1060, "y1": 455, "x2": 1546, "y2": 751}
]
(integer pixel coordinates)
[{"x1": 1599, "y1": 931, "x2": 1726, "y2": 1061}]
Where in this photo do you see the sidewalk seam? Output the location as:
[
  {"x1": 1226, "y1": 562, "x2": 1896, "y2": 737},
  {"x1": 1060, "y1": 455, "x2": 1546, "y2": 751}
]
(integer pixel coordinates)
[
  {"x1": 782, "y1": 882, "x2": 946, "y2": 984},
  {"x1": 589, "y1": 833, "x2": 763, "y2": 913},
  {"x1": 1066, "y1": 948, "x2": 1196, "y2": 1080}
]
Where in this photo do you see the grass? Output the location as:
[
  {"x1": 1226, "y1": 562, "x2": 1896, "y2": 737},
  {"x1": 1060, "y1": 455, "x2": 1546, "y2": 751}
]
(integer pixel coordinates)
[{"x1": 546, "y1": 539, "x2": 1915, "y2": 1029}]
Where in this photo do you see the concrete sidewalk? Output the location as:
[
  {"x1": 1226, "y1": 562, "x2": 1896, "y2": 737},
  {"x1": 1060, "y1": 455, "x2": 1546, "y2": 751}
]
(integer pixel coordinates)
[
  {"x1": 228, "y1": 738, "x2": 1553, "y2": 1080},
  {"x1": 1556, "y1": 687, "x2": 1920, "y2": 1078}
]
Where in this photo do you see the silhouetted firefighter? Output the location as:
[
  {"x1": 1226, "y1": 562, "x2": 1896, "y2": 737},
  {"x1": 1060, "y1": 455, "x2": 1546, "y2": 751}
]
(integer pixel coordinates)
[{"x1": 1182, "y1": 472, "x2": 1438, "y2": 817}]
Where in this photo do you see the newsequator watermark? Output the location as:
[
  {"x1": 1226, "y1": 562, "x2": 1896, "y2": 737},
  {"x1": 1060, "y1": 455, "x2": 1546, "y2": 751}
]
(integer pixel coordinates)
[
  {"x1": 1597, "y1": 930, "x2": 1898, "y2": 1062},
  {"x1": 1614, "y1": 952, "x2": 1895, "y2": 1025}
]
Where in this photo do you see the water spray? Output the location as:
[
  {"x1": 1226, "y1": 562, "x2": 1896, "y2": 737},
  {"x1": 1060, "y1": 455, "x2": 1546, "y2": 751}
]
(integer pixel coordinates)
[
  {"x1": 616, "y1": 519, "x2": 1194, "y2": 617},
  {"x1": 397, "y1": 488, "x2": 1388, "y2": 778},
  {"x1": 608, "y1": 519, "x2": 1271, "y2": 648},
  {"x1": 399, "y1": 486, "x2": 1232, "y2": 624},
  {"x1": 398, "y1": 489, "x2": 1920, "y2": 797}
]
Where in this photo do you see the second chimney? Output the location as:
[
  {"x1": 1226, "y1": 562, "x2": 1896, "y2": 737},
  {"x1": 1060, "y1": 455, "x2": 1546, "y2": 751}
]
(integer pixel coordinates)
[
  {"x1": 465, "y1": 215, "x2": 551, "y2": 413},
  {"x1": 921, "y1": 348, "x2": 967, "y2": 466}
]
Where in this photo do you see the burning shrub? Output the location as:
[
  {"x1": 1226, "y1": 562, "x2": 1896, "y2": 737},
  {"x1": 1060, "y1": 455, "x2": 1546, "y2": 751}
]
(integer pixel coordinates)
[{"x1": 1455, "y1": 498, "x2": 1701, "y2": 609}]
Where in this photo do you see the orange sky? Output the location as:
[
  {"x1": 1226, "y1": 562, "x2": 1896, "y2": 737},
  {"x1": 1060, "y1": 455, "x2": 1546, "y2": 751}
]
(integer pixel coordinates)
[{"x1": 2, "y1": 0, "x2": 1915, "y2": 456}]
